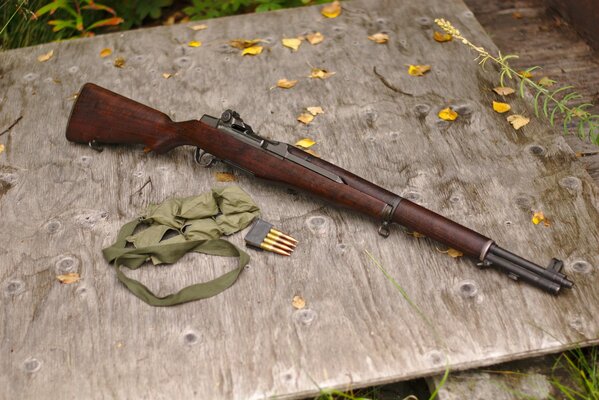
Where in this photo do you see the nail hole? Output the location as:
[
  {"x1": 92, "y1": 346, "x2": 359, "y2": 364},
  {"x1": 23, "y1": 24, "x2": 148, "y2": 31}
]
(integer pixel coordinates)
[
  {"x1": 571, "y1": 260, "x2": 592, "y2": 274},
  {"x1": 458, "y1": 280, "x2": 478, "y2": 298},
  {"x1": 46, "y1": 220, "x2": 61, "y2": 233},
  {"x1": 293, "y1": 309, "x2": 317, "y2": 326},
  {"x1": 184, "y1": 332, "x2": 199, "y2": 345},
  {"x1": 559, "y1": 176, "x2": 581, "y2": 192},
  {"x1": 403, "y1": 191, "x2": 422, "y2": 202},
  {"x1": 23, "y1": 358, "x2": 42, "y2": 373},
  {"x1": 4, "y1": 279, "x2": 25, "y2": 295}
]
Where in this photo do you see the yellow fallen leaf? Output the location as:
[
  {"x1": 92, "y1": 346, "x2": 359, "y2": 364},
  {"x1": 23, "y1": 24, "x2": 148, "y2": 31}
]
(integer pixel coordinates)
[
  {"x1": 433, "y1": 31, "x2": 452, "y2": 42},
  {"x1": 297, "y1": 113, "x2": 314, "y2": 125},
  {"x1": 242, "y1": 45, "x2": 263, "y2": 56},
  {"x1": 0, "y1": 144, "x2": 4, "y2": 154},
  {"x1": 276, "y1": 79, "x2": 298, "y2": 89},
  {"x1": 114, "y1": 57, "x2": 125, "y2": 68},
  {"x1": 368, "y1": 32, "x2": 389, "y2": 44},
  {"x1": 215, "y1": 172, "x2": 236, "y2": 182},
  {"x1": 162, "y1": 73, "x2": 172, "y2": 79},
  {"x1": 321, "y1": 0, "x2": 341, "y2": 18},
  {"x1": 507, "y1": 114, "x2": 530, "y2": 130},
  {"x1": 447, "y1": 248, "x2": 463, "y2": 258},
  {"x1": 295, "y1": 138, "x2": 316, "y2": 148},
  {"x1": 229, "y1": 38, "x2": 262, "y2": 49},
  {"x1": 292, "y1": 295, "x2": 306, "y2": 309},
  {"x1": 282, "y1": 37, "x2": 302, "y2": 52},
  {"x1": 306, "y1": 32, "x2": 324, "y2": 45},
  {"x1": 438, "y1": 107, "x2": 458, "y2": 121},
  {"x1": 532, "y1": 211, "x2": 545, "y2": 225},
  {"x1": 518, "y1": 70, "x2": 533, "y2": 78},
  {"x1": 99, "y1": 48, "x2": 112, "y2": 58},
  {"x1": 407, "y1": 64, "x2": 431, "y2": 76},
  {"x1": 409, "y1": 231, "x2": 425, "y2": 238},
  {"x1": 493, "y1": 86, "x2": 515, "y2": 96},
  {"x1": 307, "y1": 106, "x2": 324, "y2": 116},
  {"x1": 190, "y1": 24, "x2": 207, "y2": 31},
  {"x1": 538, "y1": 76, "x2": 556, "y2": 87},
  {"x1": 188, "y1": 40, "x2": 202, "y2": 48},
  {"x1": 492, "y1": 101, "x2": 511, "y2": 113},
  {"x1": 309, "y1": 68, "x2": 335, "y2": 79},
  {"x1": 37, "y1": 49, "x2": 54, "y2": 62},
  {"x1": 57, "y1": 273, "x2": 80, "y2": 284}
]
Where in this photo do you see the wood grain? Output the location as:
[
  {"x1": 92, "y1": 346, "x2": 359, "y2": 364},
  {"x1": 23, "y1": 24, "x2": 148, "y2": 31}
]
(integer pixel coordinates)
[{"x1": 1, "y1": 0, "x2": 598, "y2": 399}]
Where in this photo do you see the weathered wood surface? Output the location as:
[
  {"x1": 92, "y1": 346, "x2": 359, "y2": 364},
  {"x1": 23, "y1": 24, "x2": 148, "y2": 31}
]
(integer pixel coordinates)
[{"x1": 1, "y1": 1, "x2": 598, "y2": 399}]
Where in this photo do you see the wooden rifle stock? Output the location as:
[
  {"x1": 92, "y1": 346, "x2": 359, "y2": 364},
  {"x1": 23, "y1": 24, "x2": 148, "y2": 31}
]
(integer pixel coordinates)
[{"x1": 66, "y1": 83, "x2": 574, "y2": 294}]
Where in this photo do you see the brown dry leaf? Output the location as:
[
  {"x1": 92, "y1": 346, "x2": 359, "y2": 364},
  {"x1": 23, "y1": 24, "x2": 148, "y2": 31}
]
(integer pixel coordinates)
[
  {"x1": 321, "y1": 0, "x2": 341, "y2": 18},
  {"x1": 229, "y1": 38, "x2": 262, "y2": 49},
  {"x1": 37, "y1": 49, "x2": 54, "y2": 62},
  {"x1": 295, "y1": 138, "x2": 316, "y2": 148},
  {"x1": 292, "y1": 295, "x2": 306, "y2": 309},
  {"x1": 438, "y1": 107, "x2": 458, "y2": 121},
  {"x1": 114, "y1": 57, "x2": 125, "y2": 68},
  {"x1": 493, "y1": 86, "x2": 515, "y2": 96},
  {"x1": 297, "y1": 113, "x2": 314, "y2": 125},
  {"x1": 447, "y1": 248, "x2": 464, "y2": 258},
  {"x1": 307, "y1": 106, "x2": 324, "y2": 116},
  {"x1": 309, "y1": 67, "x2": 335, "y2": 79},
  {"x1": 492, "y1": 101, "x2": 511, "y2": 113},
  {"x1": 532, "y1": 211, "x2": 546, "y2": 225},
  {"x1": 306, "y1": 32, "x2": 324, "y2": 45},
  {"x1": 282, "y1": 37, "x2": 302, "y2": 52},
  {"x1": 57, "y1": 273, "x2": 81, "y2": 284},
  {"x1": 99, "y1": 48, "x2": 112, "y2": 58},
  {"x1": 433, "y1": 31, "x2": 452, "y2": 42},
  {"x1": 162, "y1": 73, "x2": 172, "y2": 79},
  {"x1": 0, "y1": 144, "x2": 4, "y2": 154},
  {"x1": 242, "y1": 45, "x2": 263, "y2": 56},
  {"x1": 188, "y1": 40, "x2": 202, "y2": 48},
  {"x1": 518, "y1": 70, "x2": 533, "y2": 78},
  {"x1": 276, "y1": 79, "x2": 298, "y2": 89},
  {"x1": 507, "y1": 114, "x2": 530, "y2": 130},
  {"x1": 215, "y1": 172, "x2": 236, "y2": 182},
  {"x1": 190, "y1": 24, "x2": 207, "y2": 31},
  {"x1": 368, "y1": 32, "x2": 389, "y2": 44},
  {"x1": 407, "y1": 64, "x2": 431, "y2": 76}
]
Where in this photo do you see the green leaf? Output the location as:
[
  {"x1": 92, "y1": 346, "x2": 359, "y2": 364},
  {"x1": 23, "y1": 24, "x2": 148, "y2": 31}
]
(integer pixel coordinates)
[
  {"x1": 519, "y1": 78, "x2": 526, "y2": 98},
  {"x1": 48, "y1": 19, "x2": 76, "y2": 32},
  {"x1": 550, "y1": 106, "x2": 560, "y2": 127},
  {"x1": 35, "y1": 0, "x2": 67, "y2": 17},
  {"x1": 534, "y1": 91, "x2": 543, "y2": 117},
  {"x1": 87, "y1": 17, "x2": 124, "y2": 31}
]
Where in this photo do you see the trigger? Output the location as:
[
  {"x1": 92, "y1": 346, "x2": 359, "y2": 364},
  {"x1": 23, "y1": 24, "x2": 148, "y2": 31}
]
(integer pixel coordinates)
[{"x1": 194, "y1": 147, "x2": 218, "y2": 167}]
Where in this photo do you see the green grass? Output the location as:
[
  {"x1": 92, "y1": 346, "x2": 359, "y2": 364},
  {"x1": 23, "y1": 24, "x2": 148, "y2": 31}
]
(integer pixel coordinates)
[
  {"x1": 550, "y1": 346, "x2": 599, "y2": 400},
  {"x1": 1, "y1": 0, "x2": 55, "y2": 50}
]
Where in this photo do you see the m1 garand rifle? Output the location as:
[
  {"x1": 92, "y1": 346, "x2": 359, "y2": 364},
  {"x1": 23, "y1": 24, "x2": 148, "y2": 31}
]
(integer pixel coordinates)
[{"x1": 65, "y1": 83, "x2": 574, "y2": 294}]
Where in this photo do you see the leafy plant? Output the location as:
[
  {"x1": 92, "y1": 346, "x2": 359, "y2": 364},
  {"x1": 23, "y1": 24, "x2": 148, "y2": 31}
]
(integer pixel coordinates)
[
  {"x1": 35, "y1": 0, "x2": 123, "y2": 38},
  {"x1": 435, "y1": 18, "x2": 599, "y2": 145}
]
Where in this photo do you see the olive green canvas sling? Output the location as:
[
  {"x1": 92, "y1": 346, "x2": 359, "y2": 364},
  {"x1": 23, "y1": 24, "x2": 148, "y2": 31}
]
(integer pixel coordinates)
[{"x1": 102, "y1": 186, "x2": 260, "y2": 306}]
